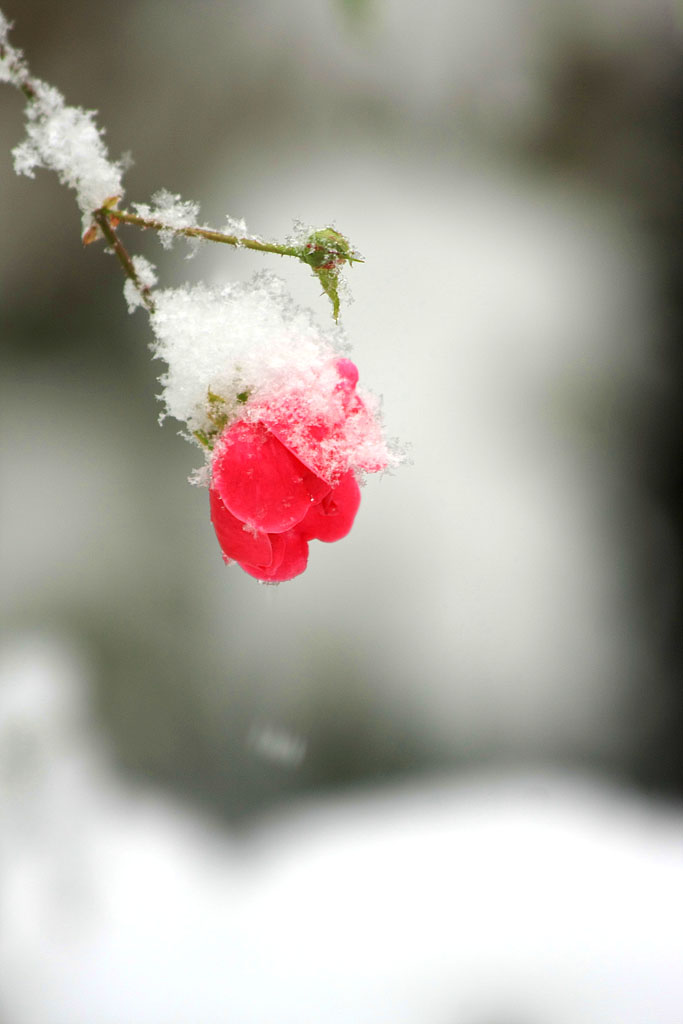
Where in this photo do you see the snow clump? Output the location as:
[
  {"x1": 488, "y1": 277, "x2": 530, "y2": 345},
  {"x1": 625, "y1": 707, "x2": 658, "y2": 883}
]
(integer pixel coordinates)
[
  {"x1": 1, "y1": 18, "x2": 124, "y2": 235},
  {"x1": 133, "y1": 189, "x2": 200, "y2": 254},
  {"x1": 149, "y1": 270, "x2": 391, "y2": 473},
  {"x1": 123, "y1": 255, "x2": 158, "y2": 313}
]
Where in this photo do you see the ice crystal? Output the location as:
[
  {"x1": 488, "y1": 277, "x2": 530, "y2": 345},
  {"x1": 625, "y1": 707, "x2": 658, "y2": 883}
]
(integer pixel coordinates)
[
  {"x1": 133, "y1": 189, "x2": 200, "y2": 253},
  {"x1": 223, "y1": 215, "x2": 252, "y2": 240}
]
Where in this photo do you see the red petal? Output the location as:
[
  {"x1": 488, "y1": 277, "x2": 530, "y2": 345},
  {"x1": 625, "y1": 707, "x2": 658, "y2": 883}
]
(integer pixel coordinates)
[
  {"x1": 213, "y1": 421, "x2": 329, "y2": 533},
  {"x1": 260, "y1": 360, "x2": 356, "y2": 481},
  {"x1": 297, "y1": 470, "x2": 361, "y2": 543},
  {"x1": 333, "y1": 358, "x2": 359, "y2": 407},
  {"x1": 209, "y1": 488, "x2": 273, "y2": 565},
  {"x1": 239, "y1": 531, "x2": 309, "y2": 582}
]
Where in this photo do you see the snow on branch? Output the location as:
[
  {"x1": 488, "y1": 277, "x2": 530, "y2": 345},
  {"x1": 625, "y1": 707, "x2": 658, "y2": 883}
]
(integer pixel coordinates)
[{"x1": 0, "y1": 12, "x2": 124, "y2": 234}]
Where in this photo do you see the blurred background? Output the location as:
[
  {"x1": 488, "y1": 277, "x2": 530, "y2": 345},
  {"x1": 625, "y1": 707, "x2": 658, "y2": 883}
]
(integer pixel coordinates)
[{"x1": 1, "y1": 1, "x2": 683, "y2": 1021}]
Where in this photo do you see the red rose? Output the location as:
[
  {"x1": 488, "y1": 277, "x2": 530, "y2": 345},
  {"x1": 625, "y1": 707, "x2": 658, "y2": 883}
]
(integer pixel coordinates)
[{"x1": 209, "y1": 358, "x2": 385, "y2": 582}]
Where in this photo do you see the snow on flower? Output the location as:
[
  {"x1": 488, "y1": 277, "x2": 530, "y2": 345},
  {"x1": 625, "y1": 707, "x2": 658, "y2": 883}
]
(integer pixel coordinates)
[
  {"x1": 210, "y1": 357, "x2": 384, "y2": 581},
  {"x1": 148, "y1": 271, "x2": 394, "y2": 580}
]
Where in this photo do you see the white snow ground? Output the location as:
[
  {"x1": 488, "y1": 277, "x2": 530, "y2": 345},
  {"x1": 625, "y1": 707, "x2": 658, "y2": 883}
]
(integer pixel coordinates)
[{"x1": 1, "y1": 631, "x2": 682, "y2": 1024}]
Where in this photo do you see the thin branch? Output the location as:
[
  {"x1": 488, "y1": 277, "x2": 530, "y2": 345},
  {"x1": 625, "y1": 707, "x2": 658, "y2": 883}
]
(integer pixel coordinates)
[
  {"x1": 1, "y1": 9, "x2": 361, "y2": 323},
  {"x1": 100, "y1": 208, "x2": 364, "y2": 266},
  {"x1": 0, "y1": 33, "x2": 37, "y2": 102},
  {"x1": 110, "y1": 209, "x2": 302, "y2": 259},
  {"x1": 93, "y1": 210, "x2": 156, "y2": 314}
]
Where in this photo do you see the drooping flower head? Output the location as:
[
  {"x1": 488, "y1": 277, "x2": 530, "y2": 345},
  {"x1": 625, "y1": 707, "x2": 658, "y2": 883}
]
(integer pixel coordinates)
[
  {"x1": 148, "y1": 272, "x2": 394, "y2": 582},
  {"x1": 209, "y1": 357, "x2": 387, "y2": 581}
]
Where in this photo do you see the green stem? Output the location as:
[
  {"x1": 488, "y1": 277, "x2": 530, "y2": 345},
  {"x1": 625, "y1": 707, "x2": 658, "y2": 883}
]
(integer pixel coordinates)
[
  {"x1": 108, "y1": 209, "x2": 303, "y2": 259},
  {"x1": 99, "y1": 208, "x2": 363, "y2": 266}
]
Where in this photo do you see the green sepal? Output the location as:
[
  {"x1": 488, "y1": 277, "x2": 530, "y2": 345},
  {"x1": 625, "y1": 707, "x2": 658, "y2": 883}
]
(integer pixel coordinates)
[
  {"x1": 193, "y1": 429, "x2": 213, "y2": 450},
  {"x1": 194, "y1": 387, "x2": 253, "y2": 450}
]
